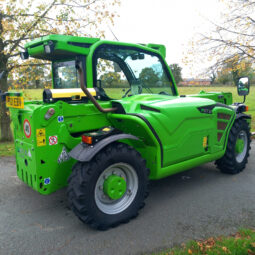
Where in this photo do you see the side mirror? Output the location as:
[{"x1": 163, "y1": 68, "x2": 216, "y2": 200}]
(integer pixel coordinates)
[{"x1": 237, "y1": 77, "x2": 250, "y2": 96}]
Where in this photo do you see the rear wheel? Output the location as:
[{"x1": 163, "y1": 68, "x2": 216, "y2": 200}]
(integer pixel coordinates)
[
  {"x1": 216, "y1": 118, "x2": 251, "y2": 174},
  {"x1": 67, "y1": 143, "x2": 149, "y2": 230}
]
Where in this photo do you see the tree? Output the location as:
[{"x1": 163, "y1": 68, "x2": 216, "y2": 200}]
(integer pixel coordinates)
[
  {"x1": 193, "y1": 0, "x2": 255, "y2": 75},
  {"x1": 100, "y1": 72, "x2": 121, "y2": 87},
  {"x1": 0, "y1": 0, "x2": 120, "y2": 141},
  {"x1": 169, "y1": 63, "x2": 183, "y2": 85},
  {"x1": 216, "y1": 56, "x2": 254, "y2": 85},
  {"x1": 139, "y1": 67, "x2": 159, "y2": 87}
]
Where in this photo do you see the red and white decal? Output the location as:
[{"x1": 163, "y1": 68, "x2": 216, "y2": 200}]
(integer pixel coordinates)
[
  {"x1": 49, "y1": 135, "x2": 58, "y2": 145},
  {"x1": 23, "y1": 119, "x2": 31, "y2": 138}
]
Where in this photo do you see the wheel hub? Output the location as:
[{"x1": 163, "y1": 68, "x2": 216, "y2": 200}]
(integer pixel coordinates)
[
  {"x1": 235, "y1": 138, "x2": 245, "y2": 154},
  {"x1": 103, "y1": 175, "x2": 127, "y2": 200}
]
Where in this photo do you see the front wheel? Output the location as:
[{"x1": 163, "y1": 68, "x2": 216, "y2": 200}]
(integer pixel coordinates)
[
  {"x1": 216, "y1": 118, "x2": 251, "y2": 174},
  {"x1": 67, "y1": 143, "x2": 149, "y2": 230}
]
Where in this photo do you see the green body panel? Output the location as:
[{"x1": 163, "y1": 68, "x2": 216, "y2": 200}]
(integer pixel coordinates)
[
  {"x1": 187, "y1": 90, "x2": 233, "y2": 105},
  {"x1": 9, "y1": 34, "x2": 244, "y2": 194},
  {"x1": 10, "y1": 100, "x2": 111, "y2": 194},
  {"x1": 109, "y1": 94, "x2": 235, "y2": 179}
]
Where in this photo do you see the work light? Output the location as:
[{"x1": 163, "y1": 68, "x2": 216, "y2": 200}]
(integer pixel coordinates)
[{"x1": 44, "y1": 41, "x2": 54, "y2": 54}]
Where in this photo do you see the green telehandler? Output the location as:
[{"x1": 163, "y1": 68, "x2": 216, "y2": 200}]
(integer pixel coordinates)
[{"x1": 4, "y1": 35, "x2": 251, "y2": 230}]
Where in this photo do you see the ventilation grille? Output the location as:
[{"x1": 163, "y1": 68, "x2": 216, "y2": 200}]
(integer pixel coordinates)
[
  {"x1": 217, "y1": 113, "x2": 231, "y2": 120},
  {"x1": 217, "y1": 112, "x2": 231, "y2": 141},
  {"x1": 20, "y1": 168, "x2": 36, "y2": 188}
]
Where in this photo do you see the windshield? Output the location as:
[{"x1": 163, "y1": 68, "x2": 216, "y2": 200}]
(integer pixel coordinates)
[
  {"x1": 53, "y1": 60, "x2": 79, "y2": 88},
  {"x1": 94, "y1": 46, "x2": 175, "y2": 99}
]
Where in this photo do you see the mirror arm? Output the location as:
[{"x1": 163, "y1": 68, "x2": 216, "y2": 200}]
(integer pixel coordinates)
[
  {"x1": 243, "y1": 95, "x2": 246, "y2": 104},
  {"x1": 76, "y1": 61, "x2": 117, "y2": 113}
]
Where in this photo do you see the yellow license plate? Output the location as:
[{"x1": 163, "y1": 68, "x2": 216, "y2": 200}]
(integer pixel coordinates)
[{"x1": 6, "y1": 96, "x2": 24, "y2": 109}]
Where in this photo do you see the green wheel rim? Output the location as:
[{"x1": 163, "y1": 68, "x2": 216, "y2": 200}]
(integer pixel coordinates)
[
  {"x1": 103, "y1": 175, "x2": 127, "y2": 200},
  {"x1": 94, "y1": 163, "x2": 138, "y2": 215},
  {"x1": 235, "y1": 130, "x2": 248, "y2": 163}
]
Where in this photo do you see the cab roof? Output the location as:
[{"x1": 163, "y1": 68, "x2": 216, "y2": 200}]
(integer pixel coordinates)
[
  {"x1": 25, "y1": 34, "x2": 100, "y2": 61},
  {"x1": 24, "y1": 34, "x2": 166, "y2": 61}
]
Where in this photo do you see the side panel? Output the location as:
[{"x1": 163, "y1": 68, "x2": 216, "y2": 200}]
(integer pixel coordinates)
[
  {"x1": 11, "y1": 100, "x2": 112, "y2": 195},
  {"x1": 139, "y1": 104, "x2": 235, "y2": 168}
]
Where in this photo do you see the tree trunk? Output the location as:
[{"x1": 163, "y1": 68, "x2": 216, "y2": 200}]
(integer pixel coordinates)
[
  {"x1": 0, "y1": 11, "x2": 13, "y2": 142},
  {"x1": 0, "y1": 72, "x2": 13, "y2": 142}
]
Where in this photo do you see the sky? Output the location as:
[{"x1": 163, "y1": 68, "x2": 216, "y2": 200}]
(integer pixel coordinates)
[{"x1": 106, "y1": 0, "x2": 223, "y2": 78}]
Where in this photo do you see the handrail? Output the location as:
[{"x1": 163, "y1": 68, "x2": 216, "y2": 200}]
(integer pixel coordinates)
[{"x1": 76, "y1": 61, "x2": 117, "y2": 113}]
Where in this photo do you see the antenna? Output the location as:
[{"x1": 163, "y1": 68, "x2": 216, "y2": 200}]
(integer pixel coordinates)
[{"x1": 108, "y1": 26, "x2": 119, "y2": 41}]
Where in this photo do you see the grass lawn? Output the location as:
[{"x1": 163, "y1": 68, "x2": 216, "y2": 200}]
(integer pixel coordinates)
[
  {"x1": 0, "y1": 142, "x2": 15, "y2": 157},
  {"x1": 152, "y1": 228, "x2": 255, "y2": 255},
  {"x1": 1, "y1": 86, "x2": 254, "y2": 158}
]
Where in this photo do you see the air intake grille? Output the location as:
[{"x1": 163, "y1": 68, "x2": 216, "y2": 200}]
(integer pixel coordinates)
[
  {"x1": 217, "y1": 113, "x2": 231, "y2": 120},
  {"x1": 217, "y1": 112, "x2": 231, "y2": 141}
]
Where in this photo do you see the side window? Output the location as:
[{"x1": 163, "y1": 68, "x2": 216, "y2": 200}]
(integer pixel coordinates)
[
  {"x1": 53, "y1": 60, "x2": 79, "y2": 89},
  {"x1": 96, "y1": 58, "x2": 130, "y2": 99}
]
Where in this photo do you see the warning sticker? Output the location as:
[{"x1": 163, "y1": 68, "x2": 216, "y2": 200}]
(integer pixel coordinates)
[
  {"x1": 23, "y1": 119, "x2": 31, "y2": 138},
  {"x1": 49, "y1": 135, "x2": 58, "y2": 146},
  {"x1": 36, "y1": 128, "x2": 46, "y2": 147}
]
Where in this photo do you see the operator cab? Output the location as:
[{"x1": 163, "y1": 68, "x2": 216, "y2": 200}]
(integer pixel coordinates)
[
  {"x1": 20, "y1": 35, "x2": 177, "y2": 103},
  {"x1": 92, "y1": 45, "x2": 176, "y2": 100},
  {"x1": 50, "y1": 45, "x2": 177, "y2": 100}
]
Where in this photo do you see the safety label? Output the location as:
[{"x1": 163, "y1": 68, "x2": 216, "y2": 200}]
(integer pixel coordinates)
[
  {"x1": 49, "y1": 135, "x2": 58, "y2": 146},
  {"x1": 23, "y1": 119, "x2": 31, "y2": 138},
  {"x1": 58, "y1": 116, "x2": 64, "y2": 123},
  {"x1": 58, "y1": 146, "x2": 70, "y2": 164},
  {"x1": 36, "y1": 128, "x2": 46, "y2": 147},
  {"x1": 44, "y1": 177, "x2": 50, "y2": 185}
]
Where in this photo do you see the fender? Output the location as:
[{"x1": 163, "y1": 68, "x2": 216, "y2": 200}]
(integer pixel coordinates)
[
  {"x1": 69, "y1": 134, "x2": 139, "y2": 162},
  {"x1": 236, "y1": 112, "x2": 251, "y2": 120}
]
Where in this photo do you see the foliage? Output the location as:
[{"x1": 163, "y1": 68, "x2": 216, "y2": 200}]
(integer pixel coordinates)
[
  {"x1": 100, "y1": 72, "x2": 121, "y2": 87},
  {"x1": 139, "y1": 67, "x2": 159, "y2": 87},
  {"x1": 0, "y1": 0, "x2": 120, "y2": 141},
  {"x1": 169, "y1": 63, "x2": 183, "y2": 85},
  {"x1": 152, "y1": 229, "x2": 255, "y2": 255},
  {"x1": 216, "y1": 56, "x2": 254, "y2": 85}
]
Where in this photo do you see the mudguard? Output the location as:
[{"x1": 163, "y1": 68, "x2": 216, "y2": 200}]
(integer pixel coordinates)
[
  {"x1": 69, "y1": 134, "x2": 139, "y2": 162},
  {"x1": 236, "y1": 112, "x2": 251, "y2": 120}
]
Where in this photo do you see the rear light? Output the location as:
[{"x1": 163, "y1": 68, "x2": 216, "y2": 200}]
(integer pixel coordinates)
[
  {"x1": 82, "y1": 135, "x2": 93, "y2": 144},
  {"x1": 245, "y1": 106, "x2": 249, "y2": 112}
]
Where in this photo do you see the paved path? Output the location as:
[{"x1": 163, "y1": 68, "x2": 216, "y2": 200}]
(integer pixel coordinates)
[{"x1": 0, "y1": 143, "x2": 255, "y2": 255}]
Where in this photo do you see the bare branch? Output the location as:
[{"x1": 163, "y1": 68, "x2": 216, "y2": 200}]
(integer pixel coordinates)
[
  {"x1": 7, "y1": 0, "x2": 57, "y2": 56},
  {"x1": 54, "y1": 0, "x2": 98, "y2": 8}
]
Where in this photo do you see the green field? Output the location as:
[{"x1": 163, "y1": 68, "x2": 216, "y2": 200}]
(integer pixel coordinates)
[{"x1": 21, "y1": 86, "x2": 255, "y2": 131}]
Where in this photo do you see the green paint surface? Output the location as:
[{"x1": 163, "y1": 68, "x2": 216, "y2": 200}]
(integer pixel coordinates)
[
  {"x1": 7, "y1": 34, "x2": 250, "y2": 194},
  {"x1": 103, "y1": 175, "x2": 127, "y2": 200},
  {"x1": 235, "y1": 138, "x2": 245, "y2": 153}
]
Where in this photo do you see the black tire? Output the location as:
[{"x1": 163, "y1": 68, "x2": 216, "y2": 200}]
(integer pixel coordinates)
[
  {"x1": 215, "y1": 118, "x2": 251, "y2": 174},
  {"x1": 67, "y1": 142, "x2": 149, "y2": 230}
]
